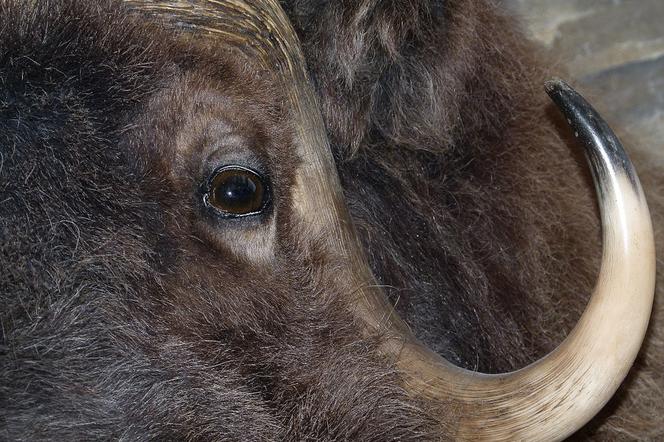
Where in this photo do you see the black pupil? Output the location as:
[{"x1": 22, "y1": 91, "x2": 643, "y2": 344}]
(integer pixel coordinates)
[{"x1": 209, "y1": 169, "x2": 264, "y2": 215}]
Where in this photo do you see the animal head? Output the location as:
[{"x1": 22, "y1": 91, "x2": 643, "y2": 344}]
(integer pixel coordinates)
[{"x1": 0, "y1": 0, "x2": 656, "y2": 440}]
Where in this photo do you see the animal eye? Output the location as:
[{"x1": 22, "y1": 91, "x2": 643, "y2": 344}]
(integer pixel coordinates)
[{"x1": 204, "y1": 166, "x2": 269, "y2": 217}]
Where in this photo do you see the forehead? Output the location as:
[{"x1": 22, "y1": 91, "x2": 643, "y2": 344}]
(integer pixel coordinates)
[
  {"x1": 134, "y1": 68, "x2": 289, "y2": 176},
  {"x1": 0, "y1": 1, "x2": 292, "y2": 228}
]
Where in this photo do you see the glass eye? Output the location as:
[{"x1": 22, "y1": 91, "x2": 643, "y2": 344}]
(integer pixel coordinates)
[{"x1": 205, "y1": 166, "x2": 269, "y2": 217}]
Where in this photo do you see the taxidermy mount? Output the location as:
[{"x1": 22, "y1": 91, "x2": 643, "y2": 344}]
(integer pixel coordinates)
[{"x1": 1, "y1": 0, "x2": 662, "y2": 440}]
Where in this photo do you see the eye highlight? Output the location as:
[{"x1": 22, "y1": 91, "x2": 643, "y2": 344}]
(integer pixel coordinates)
[{"x1": 204, "y1": 166, "x2": 269, "y2": 218}]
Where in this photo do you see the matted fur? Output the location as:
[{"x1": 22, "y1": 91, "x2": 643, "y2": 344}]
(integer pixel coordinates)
[{"x1": 0, "y1": 0, "x2": 661, "y2": 440}]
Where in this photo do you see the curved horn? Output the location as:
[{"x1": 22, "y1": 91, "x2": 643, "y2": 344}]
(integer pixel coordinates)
[
  {"x1": 392, "y1": 79, "x2": 656, "y2": 441},
  {"x1": 125, "y1": 3, "x2": 656, "y2": 440}
]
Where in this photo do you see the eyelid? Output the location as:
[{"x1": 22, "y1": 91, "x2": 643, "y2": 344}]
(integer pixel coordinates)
[{"x1": 203, "y1": 147, "x2": 267, "y2": 181}]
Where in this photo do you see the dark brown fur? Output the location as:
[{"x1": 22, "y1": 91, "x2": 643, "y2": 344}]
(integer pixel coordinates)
[{"x1": 0, "y1": 0, "x2": 662, "y2": 440}]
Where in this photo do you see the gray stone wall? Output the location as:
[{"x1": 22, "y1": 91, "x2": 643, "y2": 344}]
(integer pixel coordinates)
[{"x1": 503, "y1": 0, "x2": 664, "y2": 160}]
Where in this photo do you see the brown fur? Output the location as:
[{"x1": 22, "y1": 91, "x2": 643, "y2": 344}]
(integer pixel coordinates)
[
  {"x1": 284, "y1": 0, "x2": 598, "y2": 369},
  {"x1": 0, "y1": 0, "x2": 662, "y2": 440}
]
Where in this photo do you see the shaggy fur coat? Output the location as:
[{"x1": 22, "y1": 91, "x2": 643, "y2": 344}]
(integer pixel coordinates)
[{"x1": 1, "y1": 0, "x2": 662, "y2": 440}]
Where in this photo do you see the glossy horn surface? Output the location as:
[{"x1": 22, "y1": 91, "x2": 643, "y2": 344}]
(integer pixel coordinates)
[{"x1": 392, "y1": 79, "x2": 655, "y2": 441}]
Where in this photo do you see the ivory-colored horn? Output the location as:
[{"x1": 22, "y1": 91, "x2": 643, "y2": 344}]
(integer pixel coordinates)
[
  {"x1": 392, "y1": 79, "x2": 656, "y2": 441},
  {"x1": 125, "y1": 2, "x2": 656, "y2": 440}
]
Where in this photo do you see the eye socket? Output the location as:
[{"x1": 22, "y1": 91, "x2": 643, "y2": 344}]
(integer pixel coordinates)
[{"x1": 204, "y1": 166, "x2": 269, "y2": 217}]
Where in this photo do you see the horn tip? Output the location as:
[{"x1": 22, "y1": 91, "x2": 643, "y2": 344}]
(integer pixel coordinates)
[
  {"x1": 544, "y1": 77, "x2": 569, "y2": 94},
  {"x1": 543, "y1": 77, "x2": 579, "y2": 108},
  {"x1": 544, "y1": 77, "x2": 643, "y2": 199}
]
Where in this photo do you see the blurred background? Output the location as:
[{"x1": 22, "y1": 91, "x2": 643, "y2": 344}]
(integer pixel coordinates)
[{"x1": 503, "y1": 0, "x2": 663, "y2": 163}]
